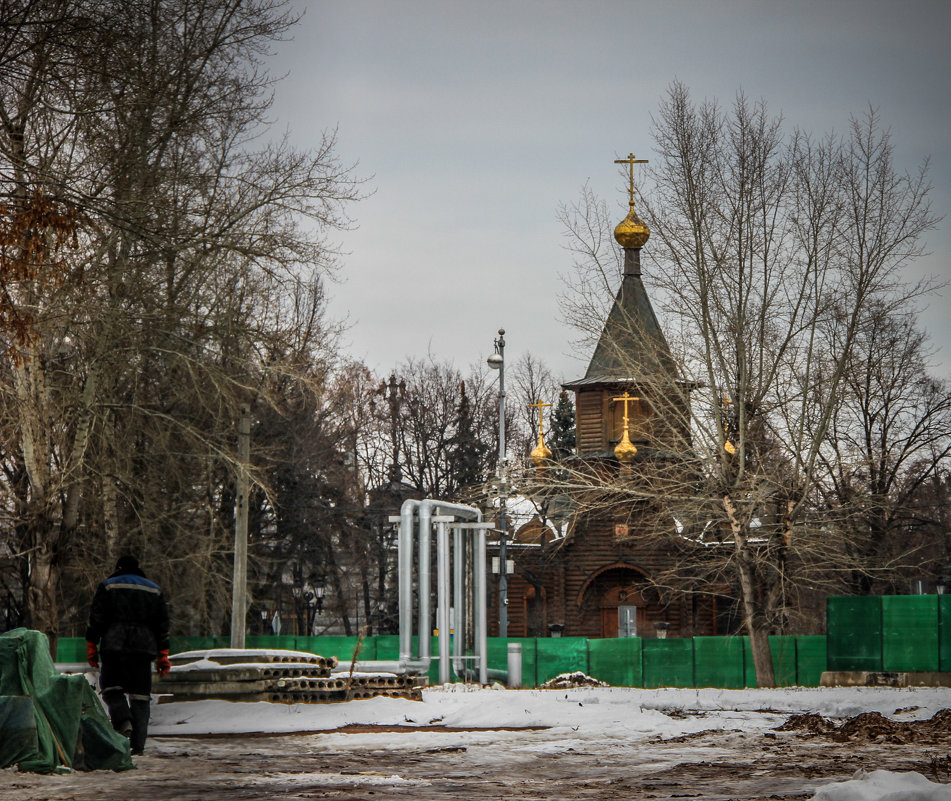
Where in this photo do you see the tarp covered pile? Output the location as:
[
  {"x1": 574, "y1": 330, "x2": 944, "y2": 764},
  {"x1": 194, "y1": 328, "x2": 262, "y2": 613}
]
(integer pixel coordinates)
[{"x1": 0, "y1": 628, "x2": 133, "y2": 773}]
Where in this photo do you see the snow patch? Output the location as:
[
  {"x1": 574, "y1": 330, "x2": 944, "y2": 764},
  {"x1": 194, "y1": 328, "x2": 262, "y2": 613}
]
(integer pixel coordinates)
[
  {"x1": 811, "y1": 770, "x2": 951, "y2": 801},
  {"x1": 258, "y1": 771, "x2": 431, "y2": 786}
]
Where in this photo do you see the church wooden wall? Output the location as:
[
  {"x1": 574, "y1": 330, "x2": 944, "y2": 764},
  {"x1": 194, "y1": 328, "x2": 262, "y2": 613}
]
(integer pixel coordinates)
[
  {"x1": 575, "y1": 385, "x2": 692, "y2": 456},
  {"x1": 499, "y1": 381, "x2": 719, "y2": 641},
  {"x1": 492, "y1": 513, "x2": 720, "y2": 640},
  {"x1": 576, "y1": 390, "x2": 603, "y2": 452}
]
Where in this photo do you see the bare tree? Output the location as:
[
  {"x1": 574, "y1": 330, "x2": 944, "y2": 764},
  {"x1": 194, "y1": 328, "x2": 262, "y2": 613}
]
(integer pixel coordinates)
[
  {"x1": 557, "y1": 182, "x2": 623, "y2": 353},
  {"x1": 508, "y1": 352, "x2": 561, "y2": 458},
  {"x1": 0, "y1": 0, "x2": 361, "y2": 645},
  {"x1": 383, "y1": 357, "x2": 495, "y2": 499},
  {"x1": 554, "y1": 83, "x2": 938, "y2": 685},
  {"x1": 813, "y1": 303, "x2": 951, "y2": 593}
]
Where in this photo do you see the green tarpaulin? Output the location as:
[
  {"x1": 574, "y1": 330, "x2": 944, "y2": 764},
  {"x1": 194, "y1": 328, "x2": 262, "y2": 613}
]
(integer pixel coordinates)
[{"x1": 0, "y1": 628, "x2": 133, "y2": 773}]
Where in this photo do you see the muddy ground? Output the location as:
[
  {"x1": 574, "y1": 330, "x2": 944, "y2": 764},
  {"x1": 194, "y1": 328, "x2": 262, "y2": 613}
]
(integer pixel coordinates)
[{"x1": 2, "y1": 711, "x2": 949, "y2": 801}]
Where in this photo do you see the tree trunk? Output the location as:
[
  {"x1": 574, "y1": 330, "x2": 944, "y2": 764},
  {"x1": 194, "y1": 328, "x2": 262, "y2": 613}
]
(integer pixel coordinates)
[
  {"x1": 27, "y1": 529, "x2": 60, "y2": 658},
  {"x1": 723, "y1": 494, "x2": 775, "y2": 687},
  {"x1": 326, "y1": 549, "x2": 353, "y2": 636},
  {"x1": 747, "y1": 621, "x2": 775, "y2": 689},
  {"x1": 102, "y1": 473, "x2": 120, "y2": 563},
  {"x1": 362, "y1": 577, "x2": 372, "y2": 636}
]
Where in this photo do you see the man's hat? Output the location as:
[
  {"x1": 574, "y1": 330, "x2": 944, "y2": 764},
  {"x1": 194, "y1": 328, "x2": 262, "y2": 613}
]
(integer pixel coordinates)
[{"x1": 115, "y1": 554, "x2": 139, "y2": 572}]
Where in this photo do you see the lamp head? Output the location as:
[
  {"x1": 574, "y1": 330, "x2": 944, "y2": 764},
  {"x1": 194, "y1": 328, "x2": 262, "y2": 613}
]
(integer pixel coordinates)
[{"x1": 487, "y1": 352, "x2": 503, "y2": 370}]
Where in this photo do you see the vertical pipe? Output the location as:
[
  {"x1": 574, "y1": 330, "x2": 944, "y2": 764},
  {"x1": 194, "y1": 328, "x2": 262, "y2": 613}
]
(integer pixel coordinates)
[
  {"x1": 453, "y1": 525, "x2": 464, "y2": 679},
  {"x1": 398, "y1": 500, "x2": 481, "y2": 676},
  {"x1": 476, "y1": 526, "x2": 488, "y2": 684},
  {"x1": 507, "y1": 643, "x2": 522, "y2": 688},
  {"x1": 437, "y1": 520, "x2": 450, "y2": 684},
  {"x1": 398, "y1": 500, "x2": 418, "y2": 662},
  {"x1": 418, "y1": 502, "x2": 433, "y2": 661}
]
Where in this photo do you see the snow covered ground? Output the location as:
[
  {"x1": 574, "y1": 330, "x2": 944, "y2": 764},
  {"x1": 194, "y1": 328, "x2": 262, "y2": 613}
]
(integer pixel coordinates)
[
  {"x1": 4, "y1": 682, "x2": 951, "y2": 800},
  {"x1": 151, "y1": 682, "x2": 951, "y2": 736},
  {"x1": 146, "y1": 683, "x2": 950, "y2": 799}
]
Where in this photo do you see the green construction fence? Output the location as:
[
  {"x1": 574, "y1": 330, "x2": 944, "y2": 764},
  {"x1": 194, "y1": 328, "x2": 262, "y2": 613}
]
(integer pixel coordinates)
[
  {"x1": 50, "y1": 593, "x2": 946, "y2": 687},
  {"x1": 56, "y1": 632, "x2": 823, "y2": 687},
  {"x1": 827, "y1": 596, "x2": 882, "y2": 671},
  {"x1": 826, "y1": 594, "x2": 947, "y2": 673},
  {"x1": 56, "y1": 632, "x2": 824, "y2": 688},
  {"x1": 942, "y1": 595, "x2": 951, "y2": 672}
]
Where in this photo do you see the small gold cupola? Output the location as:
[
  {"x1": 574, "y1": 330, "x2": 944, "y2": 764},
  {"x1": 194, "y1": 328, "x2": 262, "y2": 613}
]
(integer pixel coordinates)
[
  {"x1": 612, "y1": 392, "x2": 639, "y2": 464},
  {"x1": 529, "y1": 398, "x2": 553, "y2": 466},
  {"x1": 613, "y1": 153, "x2": 650, "y2": 250}
]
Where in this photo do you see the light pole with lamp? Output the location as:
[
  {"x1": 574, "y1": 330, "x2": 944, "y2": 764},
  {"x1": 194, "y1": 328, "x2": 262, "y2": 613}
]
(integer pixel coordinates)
[{"x1": 487, "y1": 328, "x2": 508, "y2": 638}]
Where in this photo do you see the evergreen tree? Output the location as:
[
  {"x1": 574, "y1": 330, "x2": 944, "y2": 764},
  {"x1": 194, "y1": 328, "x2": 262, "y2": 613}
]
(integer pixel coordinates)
[
  {"x1": 448, "y1": 381, "x2": 492, "y2": 495},
  {"x1": 548, "y1": 390, "x2": 576, "y2": 459}
]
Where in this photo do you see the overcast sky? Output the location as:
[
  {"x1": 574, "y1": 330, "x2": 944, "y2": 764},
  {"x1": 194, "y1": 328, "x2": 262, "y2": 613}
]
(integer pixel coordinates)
[{"x1": 268, "y1": 0, "x2": 951, "y2": 383}]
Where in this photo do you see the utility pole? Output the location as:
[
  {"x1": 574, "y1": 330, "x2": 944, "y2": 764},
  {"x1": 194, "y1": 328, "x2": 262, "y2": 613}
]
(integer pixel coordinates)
[
  {"x1": 231, "y1": 404, "x2": 251, "y2": 648},
  {"x1": 487, "y1": 329, "x2": 508, "y2": 638}
]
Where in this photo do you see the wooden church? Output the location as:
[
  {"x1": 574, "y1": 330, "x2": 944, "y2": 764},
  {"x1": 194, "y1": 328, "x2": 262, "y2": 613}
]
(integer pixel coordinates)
[{"x1": 491, "y1": 156, "x2": 731, "y2": 640}]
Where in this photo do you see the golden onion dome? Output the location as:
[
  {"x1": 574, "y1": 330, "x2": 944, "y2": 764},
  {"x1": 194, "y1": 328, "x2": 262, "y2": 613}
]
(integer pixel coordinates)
[
  {"x1": 614, "y1": 204, "x2": 650, "y2": 249},
  {"x1": 530, "y1": 435, "x2": 552, "y2": 467},
  {"x1": 613, "y1": 428, "x2": 637, "y2": 463}
]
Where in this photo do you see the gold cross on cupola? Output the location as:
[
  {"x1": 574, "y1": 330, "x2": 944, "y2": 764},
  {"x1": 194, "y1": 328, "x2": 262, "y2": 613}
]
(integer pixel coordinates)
[
  {"x1": 614, "y1": 153, "x2": 648, "y2": 208},
  {"x1": 611, "y1": 392, "x2": 639, "y2": 464},
  {"x1": 529, "y1": 398, "x2": 553, "y2": 466},
  {"x1": 613, "y1": 153, "x2": 651, "y2": 250}
]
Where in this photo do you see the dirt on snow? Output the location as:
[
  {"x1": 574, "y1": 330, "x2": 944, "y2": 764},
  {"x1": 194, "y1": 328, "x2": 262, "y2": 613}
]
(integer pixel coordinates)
[{"x1": 2, "y1": 709, "x2": 949, "y2": 801}]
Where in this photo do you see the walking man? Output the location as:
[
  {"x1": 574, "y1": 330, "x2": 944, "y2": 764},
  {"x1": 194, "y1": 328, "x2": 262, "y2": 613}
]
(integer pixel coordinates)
[{"x1": 86, "y1": 555, "x2": 170, "y2": 755}]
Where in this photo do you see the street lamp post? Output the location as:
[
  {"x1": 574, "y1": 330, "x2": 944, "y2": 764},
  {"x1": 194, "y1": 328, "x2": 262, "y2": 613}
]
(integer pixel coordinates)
[{"x1": 487, "y1": 328, "x2": 508, "y2": 638}]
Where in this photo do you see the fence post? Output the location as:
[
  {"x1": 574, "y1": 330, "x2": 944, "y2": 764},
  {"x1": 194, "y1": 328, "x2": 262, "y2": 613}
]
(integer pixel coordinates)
[{"x1": 507, "y1": 642, "x2": 522, "y2": 688}]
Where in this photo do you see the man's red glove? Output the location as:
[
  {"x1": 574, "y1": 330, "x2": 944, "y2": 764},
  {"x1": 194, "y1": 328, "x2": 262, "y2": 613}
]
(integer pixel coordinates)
[
  {"x1": 86, "y1": 641, "x2": 99, "y2": 668},
  {"x1": 155, "y1": 650, "x2": 171, "y2": 677}
]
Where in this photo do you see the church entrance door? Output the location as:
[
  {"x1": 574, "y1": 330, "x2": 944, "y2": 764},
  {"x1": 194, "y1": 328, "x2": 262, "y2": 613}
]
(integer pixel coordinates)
[{"x1": 597, "y1": 575, "x2": 648, "y2": 638}]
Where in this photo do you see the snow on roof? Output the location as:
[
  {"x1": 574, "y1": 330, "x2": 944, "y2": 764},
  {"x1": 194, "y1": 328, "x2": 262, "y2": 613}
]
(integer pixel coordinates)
[{"x1": 501, "y1": 494, "x2": 570, "y2": 540}]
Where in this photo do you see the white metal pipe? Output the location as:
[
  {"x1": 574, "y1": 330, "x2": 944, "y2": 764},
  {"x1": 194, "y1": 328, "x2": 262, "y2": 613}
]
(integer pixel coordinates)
[
  {"x1": 449, "y1": 521, "x2": 497, "y2": 681},
  {"x1": 507, "y1": 643, "x2": 522, "y2": 688},
  {"x1": 397, "y1": 498, "x2": 485, "y2": 680},
  {"x1": 476, "y1": 525, "x2": 488, "y2": 684},
  {"x1": 452, "y1": 525, "x2": 464, "y2": 679},
  {"x1": 418, "y1": 500, "x2": 482, "y2": 656},
  {"x1": 417, "y1": 502, "x2": 433, "y2": 662},
  {"x1": 437, "y1": 519, "x2": 451, "y2": 684},
  {"x1": 398, "y1": 499, "x2": 420, "y2": 662}
]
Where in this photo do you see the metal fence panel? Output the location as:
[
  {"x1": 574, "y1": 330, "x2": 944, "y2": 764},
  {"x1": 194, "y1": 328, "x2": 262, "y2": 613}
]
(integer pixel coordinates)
[
  {"x1": 536, "y1": 637, "x2": 589, "y2": 685},
  {"x1": 294, "y1": 636, "x2": 369, "y2": 663},
  {"x1": 487, "y1": 638, "x2": 537, "y2": 686},
  {"x1": 882, "y1": 595, "x2": 939, "y2": 672},
  {"x1": 826, "y1": 596, "x2": 882, "y2": 671},
  {"x1": 374, "y1": 635, "x2": 400, "y2": 661},
  {"x1": 795, "y1": 635, "x2": 827, "y2": 686},
  {"x1": 642, "y1": 639, "x2": 694, "y2": 688},
  {"x1": 587, "y1": 637, "x2": 643, "y2": 686},
  {"x1": 941, "y1": 595, "x2": 951, "y2": 672},
  {"x1": 769, "y1": 636, "x2": 798, "y2": 686},
  {"x1": 694, "y1": 637, "x2": 745, "y2": 688}
]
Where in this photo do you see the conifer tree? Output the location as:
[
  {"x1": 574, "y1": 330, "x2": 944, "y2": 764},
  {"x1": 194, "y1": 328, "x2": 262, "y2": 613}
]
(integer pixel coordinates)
[
  {"x1": 548, "y1": 390, "x2": 576, "y2": 459},
  {"x1": 448, "y1": 381, "x2": 492, "y2": 495}
]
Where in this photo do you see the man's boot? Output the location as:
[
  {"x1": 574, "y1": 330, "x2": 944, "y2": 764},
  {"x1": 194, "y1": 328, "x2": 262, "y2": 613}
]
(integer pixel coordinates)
[
  {"x1": 130, "y1": 696, "x2": 151, "y2": 755},
  {"x1": 102, "y1": 688, "x2": 132, "y2": 738}
]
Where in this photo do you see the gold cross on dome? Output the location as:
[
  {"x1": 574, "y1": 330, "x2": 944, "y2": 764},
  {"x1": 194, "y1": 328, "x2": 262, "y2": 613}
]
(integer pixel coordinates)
[
  {"x1": 612, "y1": 391, "x2": 639, "y2": 425},
  {"x1": 611, "y1": 392, "x2": 640, "y2": 463},
  {"x1": 528, "y1": 398, "x2": 552, "y2": 435},
  {"x1": 614, "y1": 153, "x2": 648, "y2": 207}
]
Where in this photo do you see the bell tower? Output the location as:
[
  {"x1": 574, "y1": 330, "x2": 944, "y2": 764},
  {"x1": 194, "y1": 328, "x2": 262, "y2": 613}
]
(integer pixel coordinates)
[{"x1": 563, "y1": 153, "x2": 686, "y2": 460}]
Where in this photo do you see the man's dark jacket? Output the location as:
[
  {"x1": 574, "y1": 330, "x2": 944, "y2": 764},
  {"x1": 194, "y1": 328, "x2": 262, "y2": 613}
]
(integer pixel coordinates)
[{"x1": 85, "y1": 567, "x2": 170, "y2": 657}]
